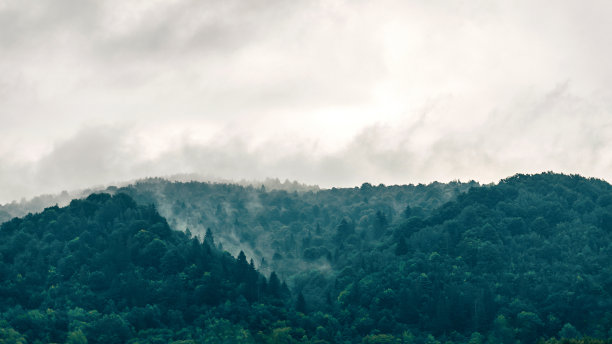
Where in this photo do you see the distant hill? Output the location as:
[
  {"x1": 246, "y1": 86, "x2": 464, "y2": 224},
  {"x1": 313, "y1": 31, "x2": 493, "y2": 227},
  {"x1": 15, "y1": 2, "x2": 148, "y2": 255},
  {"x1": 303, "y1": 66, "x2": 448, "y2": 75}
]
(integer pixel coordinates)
[{"x1": 0, "y1": 176, "x2": 320, "y2": 224}]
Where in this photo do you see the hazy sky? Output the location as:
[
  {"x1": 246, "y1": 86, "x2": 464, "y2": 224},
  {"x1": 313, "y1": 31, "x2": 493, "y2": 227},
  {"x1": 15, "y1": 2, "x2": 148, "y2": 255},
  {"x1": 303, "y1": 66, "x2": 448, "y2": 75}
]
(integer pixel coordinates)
[{"x1": 2, "y1": 0, "x2": 612, "y2": 203}]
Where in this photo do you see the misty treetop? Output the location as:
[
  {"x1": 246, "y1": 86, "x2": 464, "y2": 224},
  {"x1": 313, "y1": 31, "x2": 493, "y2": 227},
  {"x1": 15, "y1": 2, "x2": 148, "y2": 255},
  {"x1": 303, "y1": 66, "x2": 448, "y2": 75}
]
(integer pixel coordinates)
[{"x1": 115, "y1": 178, "x2": 477, "y2": 276}]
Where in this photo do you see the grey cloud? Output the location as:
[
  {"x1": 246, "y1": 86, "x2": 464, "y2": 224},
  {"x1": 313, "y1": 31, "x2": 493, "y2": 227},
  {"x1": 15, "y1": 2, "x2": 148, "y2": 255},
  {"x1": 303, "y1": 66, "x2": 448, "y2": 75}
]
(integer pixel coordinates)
[
  {"x1": 425, "y1": 84, "x2": 612, "y2": 180},
  {"x1": 3, "y1": 0, "x2": 612, "y2": 203},
  {"x1": 98, "y1": 0, "x2": 293, "y2": 57},
  {"x1": 0, "y1": 0, "x2": 99, "y2": 49},
  {"x1": 33, "y1": 126, "x2": 135, "y2": 187},
  {"x1": 3, "y1": 81, "x2": 612, "y2": 204},
  {"x1": 0, "y1": 126, "x2": 134, "y2": 203},
  {"x1": 0, "y1": 0, "x2": 386, "y2": 128},
  {"x1": 89, "y1": 0, "x2": 385, "y2": 106},
  {"x1": 0, "y1": 0, "x2": 291, "y2": 55}
]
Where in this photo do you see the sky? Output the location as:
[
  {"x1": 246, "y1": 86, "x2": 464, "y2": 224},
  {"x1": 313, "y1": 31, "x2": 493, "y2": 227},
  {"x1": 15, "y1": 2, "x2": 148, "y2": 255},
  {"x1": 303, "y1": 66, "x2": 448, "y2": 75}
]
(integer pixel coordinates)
[{"x1": 1, "y1": 0, "x2": 612, "y2": 203}]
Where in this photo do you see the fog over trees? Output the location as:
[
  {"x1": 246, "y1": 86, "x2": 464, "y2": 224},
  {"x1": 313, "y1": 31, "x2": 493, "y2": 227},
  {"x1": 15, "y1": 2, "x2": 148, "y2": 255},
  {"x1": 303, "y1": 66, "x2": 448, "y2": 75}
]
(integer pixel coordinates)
[
  {"x1": 1, "y1": 172, "x2": 612, "y2": 343},
  {"x1": 2, "y1": 1, "x2": 612, "y2": 342}
]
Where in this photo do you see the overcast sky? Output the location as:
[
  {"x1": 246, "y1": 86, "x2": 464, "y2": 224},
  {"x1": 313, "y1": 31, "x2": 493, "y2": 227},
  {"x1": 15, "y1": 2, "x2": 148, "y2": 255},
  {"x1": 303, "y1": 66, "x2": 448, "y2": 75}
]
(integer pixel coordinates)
[{"x1": 1, "y1": 0, "x2": 612, "y2": 203}]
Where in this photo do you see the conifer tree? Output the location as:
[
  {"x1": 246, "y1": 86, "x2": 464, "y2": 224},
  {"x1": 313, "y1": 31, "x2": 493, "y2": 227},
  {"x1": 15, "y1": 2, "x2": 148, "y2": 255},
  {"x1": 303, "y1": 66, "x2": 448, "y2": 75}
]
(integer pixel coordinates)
[
  {"x1": 396, "y1": 236, "x2": 409, "y2": 255},
  {"x1": 296, "y1": 292, "x2": 306, "y2": 313},
  {"x1": 204, "y1": 228, "x2": 215, "y2": 247}
]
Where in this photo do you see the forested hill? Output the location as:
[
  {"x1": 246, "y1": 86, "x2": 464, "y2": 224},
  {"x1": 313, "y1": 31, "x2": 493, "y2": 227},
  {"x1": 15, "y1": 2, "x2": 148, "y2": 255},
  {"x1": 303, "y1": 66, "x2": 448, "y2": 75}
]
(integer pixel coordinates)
[
  {"x1": 328, "y1": 172, "x2": 612, "y2": 342},
  {"x1": 1, "y1": 172, "x2": 612, "y2": 343},
  {"x1": 115, "y1": 178, "x2": 478, "y2": 278},
  {"x1": 0, "y1": 193, "x2": 290, "y2": 343},
  {"x1": 116, "y1": 172, "x2": 612, "y2": 342}
]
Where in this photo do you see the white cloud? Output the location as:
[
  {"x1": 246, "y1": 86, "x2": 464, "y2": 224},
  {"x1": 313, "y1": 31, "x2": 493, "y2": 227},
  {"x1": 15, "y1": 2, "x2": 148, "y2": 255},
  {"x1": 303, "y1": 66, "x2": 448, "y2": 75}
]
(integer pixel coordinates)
[{"x1": 1, "y1": 0, "x2": 612, "y2": 203}]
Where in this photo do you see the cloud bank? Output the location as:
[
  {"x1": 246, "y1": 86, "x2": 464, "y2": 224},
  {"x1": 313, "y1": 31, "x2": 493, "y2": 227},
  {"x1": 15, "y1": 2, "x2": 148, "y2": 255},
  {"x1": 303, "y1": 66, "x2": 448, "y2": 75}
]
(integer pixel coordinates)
[
  {"x1": 1, "y1": 0, "x2": 612, "y2": 203},
  {"x1": 2, "y1": 82, "x2": 611, "y2": 204}
]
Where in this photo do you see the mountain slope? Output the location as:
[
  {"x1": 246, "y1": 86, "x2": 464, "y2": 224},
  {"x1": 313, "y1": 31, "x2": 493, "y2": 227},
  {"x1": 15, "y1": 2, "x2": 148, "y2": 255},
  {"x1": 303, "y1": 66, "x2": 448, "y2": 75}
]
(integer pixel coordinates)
[
  {"x1": 116, "y1": 179, "x2": 476, "y2": 272},
  {"x1": 327, "y1": 172, "x2": 612, "y2": 341},
  {"x1": 0, "y1": 193, "x2": 287, "y2": 343},
  {"x1": 2, "y1": 173, "x2": 612, "y2": 343},
  {"x1": 118, "y1": 172, "x2": 612, "y2": 342}
]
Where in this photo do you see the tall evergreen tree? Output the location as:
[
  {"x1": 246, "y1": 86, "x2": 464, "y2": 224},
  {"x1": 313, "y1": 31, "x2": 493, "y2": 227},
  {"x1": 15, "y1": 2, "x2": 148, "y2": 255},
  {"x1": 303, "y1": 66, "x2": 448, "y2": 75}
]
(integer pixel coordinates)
[
  {"x1": 268, "y1": 272, "x2": 281, "y2": 297},
  {"x1": 395, "y1": 236, "x2": 409, "y2": 255},
  {"x1": 296, "y1": 292, "x2": 306, "y2": 313},
  {"x1": 204, "y1": 227, "x2": 215, "y2": 247}
]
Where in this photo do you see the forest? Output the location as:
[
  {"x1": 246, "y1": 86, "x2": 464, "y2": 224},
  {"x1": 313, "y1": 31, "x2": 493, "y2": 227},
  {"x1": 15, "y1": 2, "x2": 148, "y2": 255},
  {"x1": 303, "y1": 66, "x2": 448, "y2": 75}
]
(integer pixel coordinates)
[{"x1": 1, "y1": 172, "x2": 612, "y2": 343}]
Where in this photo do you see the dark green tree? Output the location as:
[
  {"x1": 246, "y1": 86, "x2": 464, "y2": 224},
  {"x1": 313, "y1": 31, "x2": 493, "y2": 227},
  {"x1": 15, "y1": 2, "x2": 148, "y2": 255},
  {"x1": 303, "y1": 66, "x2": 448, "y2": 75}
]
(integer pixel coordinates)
[
  {"x1": 296, "y1": 291, "x2": 306, "y2": 313},
  {"x1": 395, "y1": 236, "x2": 409, "y2": 255}
]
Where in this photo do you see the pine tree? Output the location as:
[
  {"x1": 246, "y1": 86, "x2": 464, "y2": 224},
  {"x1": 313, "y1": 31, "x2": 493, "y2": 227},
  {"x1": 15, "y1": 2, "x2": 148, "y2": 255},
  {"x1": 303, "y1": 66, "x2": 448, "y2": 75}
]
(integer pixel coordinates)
[
  {"x1": 204, "y1": 227, "x2": 215, "y2": 247},
  {"x1": 296, "y1": 292, "x2": 306, "y2": 313},
  {"x1": 374, "y1": 210, "x2": 388, "y2": 236},
  {"x1": 237, "y1": 251, "x2": 247, "y2": 265},
  {"x1": 268, "y1": 272, "x2": 281, "y2": 297},
  {"x1": 403, "y1": 205, "x2": 412, "y2": 218},
  {"x1": 236, "y1": 251, "x2": 249, "y2": 281},
  {"x1": 396, "y1": 236, "x2": 409, "y2": 256}
]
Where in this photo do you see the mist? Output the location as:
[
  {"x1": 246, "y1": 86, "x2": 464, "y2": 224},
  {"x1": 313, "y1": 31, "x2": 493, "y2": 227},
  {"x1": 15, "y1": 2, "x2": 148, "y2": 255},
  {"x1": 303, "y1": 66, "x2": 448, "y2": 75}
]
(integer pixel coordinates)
[{"x1": 2, "y1": 0, "x2": 612, "y2": 203}]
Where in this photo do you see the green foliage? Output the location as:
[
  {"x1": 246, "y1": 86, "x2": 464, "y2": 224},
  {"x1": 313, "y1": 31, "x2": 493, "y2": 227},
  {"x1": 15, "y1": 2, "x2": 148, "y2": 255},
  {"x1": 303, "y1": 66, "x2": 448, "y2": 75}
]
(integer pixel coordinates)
[
  {"x1": 361, "y1": 333, "x2": 400, "y2": 344},
  {"x1": 559, "y1": 323, "x2": 582, "y2": 340},
  {"x1": 0, "y1": 193, "x2": 284, "y2": 344},
  {"x1": 66, "y1": 329, "x2": 88, "y2": 344},
  {"x1": 2, "y1": 173, "x2": 612, "y2": 343},
  {"x1": 538, "y1": 338, "x2": 612, "y2": 344},
  {"x1": 296, "y1": 292, "x2": 307, "y2": 314},
  {"x1": 0, "y1": 320, "x2": 27, "y2": 344},
  {"x1": 202, "y1": 318, "x2": 255, "y2": 344}
]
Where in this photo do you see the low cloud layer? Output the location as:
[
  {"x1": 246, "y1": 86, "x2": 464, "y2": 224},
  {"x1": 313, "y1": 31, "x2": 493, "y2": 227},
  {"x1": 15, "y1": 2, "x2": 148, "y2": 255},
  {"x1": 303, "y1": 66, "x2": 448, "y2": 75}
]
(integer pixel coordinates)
[
  {"x1": 2, "y1": 82, "x2": 611, "y2": 204},
  {"x1": 1, "y1": 0, "x2": 612, "y2": 203}
]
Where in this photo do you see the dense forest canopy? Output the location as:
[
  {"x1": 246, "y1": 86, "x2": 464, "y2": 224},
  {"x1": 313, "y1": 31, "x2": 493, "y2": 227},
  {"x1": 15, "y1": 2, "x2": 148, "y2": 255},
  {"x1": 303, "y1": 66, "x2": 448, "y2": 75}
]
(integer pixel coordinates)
[
  {"x1": 1, "y1": 172, "x2": 612, "y2": 343},
  {"x1": 114, "y1": 177, "x2": 477, "y2": 282}
]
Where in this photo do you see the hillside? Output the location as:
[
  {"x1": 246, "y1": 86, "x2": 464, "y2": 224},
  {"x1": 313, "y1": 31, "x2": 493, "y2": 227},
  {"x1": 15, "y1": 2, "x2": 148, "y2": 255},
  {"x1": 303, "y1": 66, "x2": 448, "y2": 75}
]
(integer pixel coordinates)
[
  {"x1": 116, "y1": 173, "x2": 612, "y2": 342},
  {"x1": 115, "y1": 179, "x2": 476, "y2": 277},
  {"x1": 0, "y1": 193, "x2": 289, "y2": 343},
  {"x1": 1, "y1": 172, "x2": 612, "y2": 343}
]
